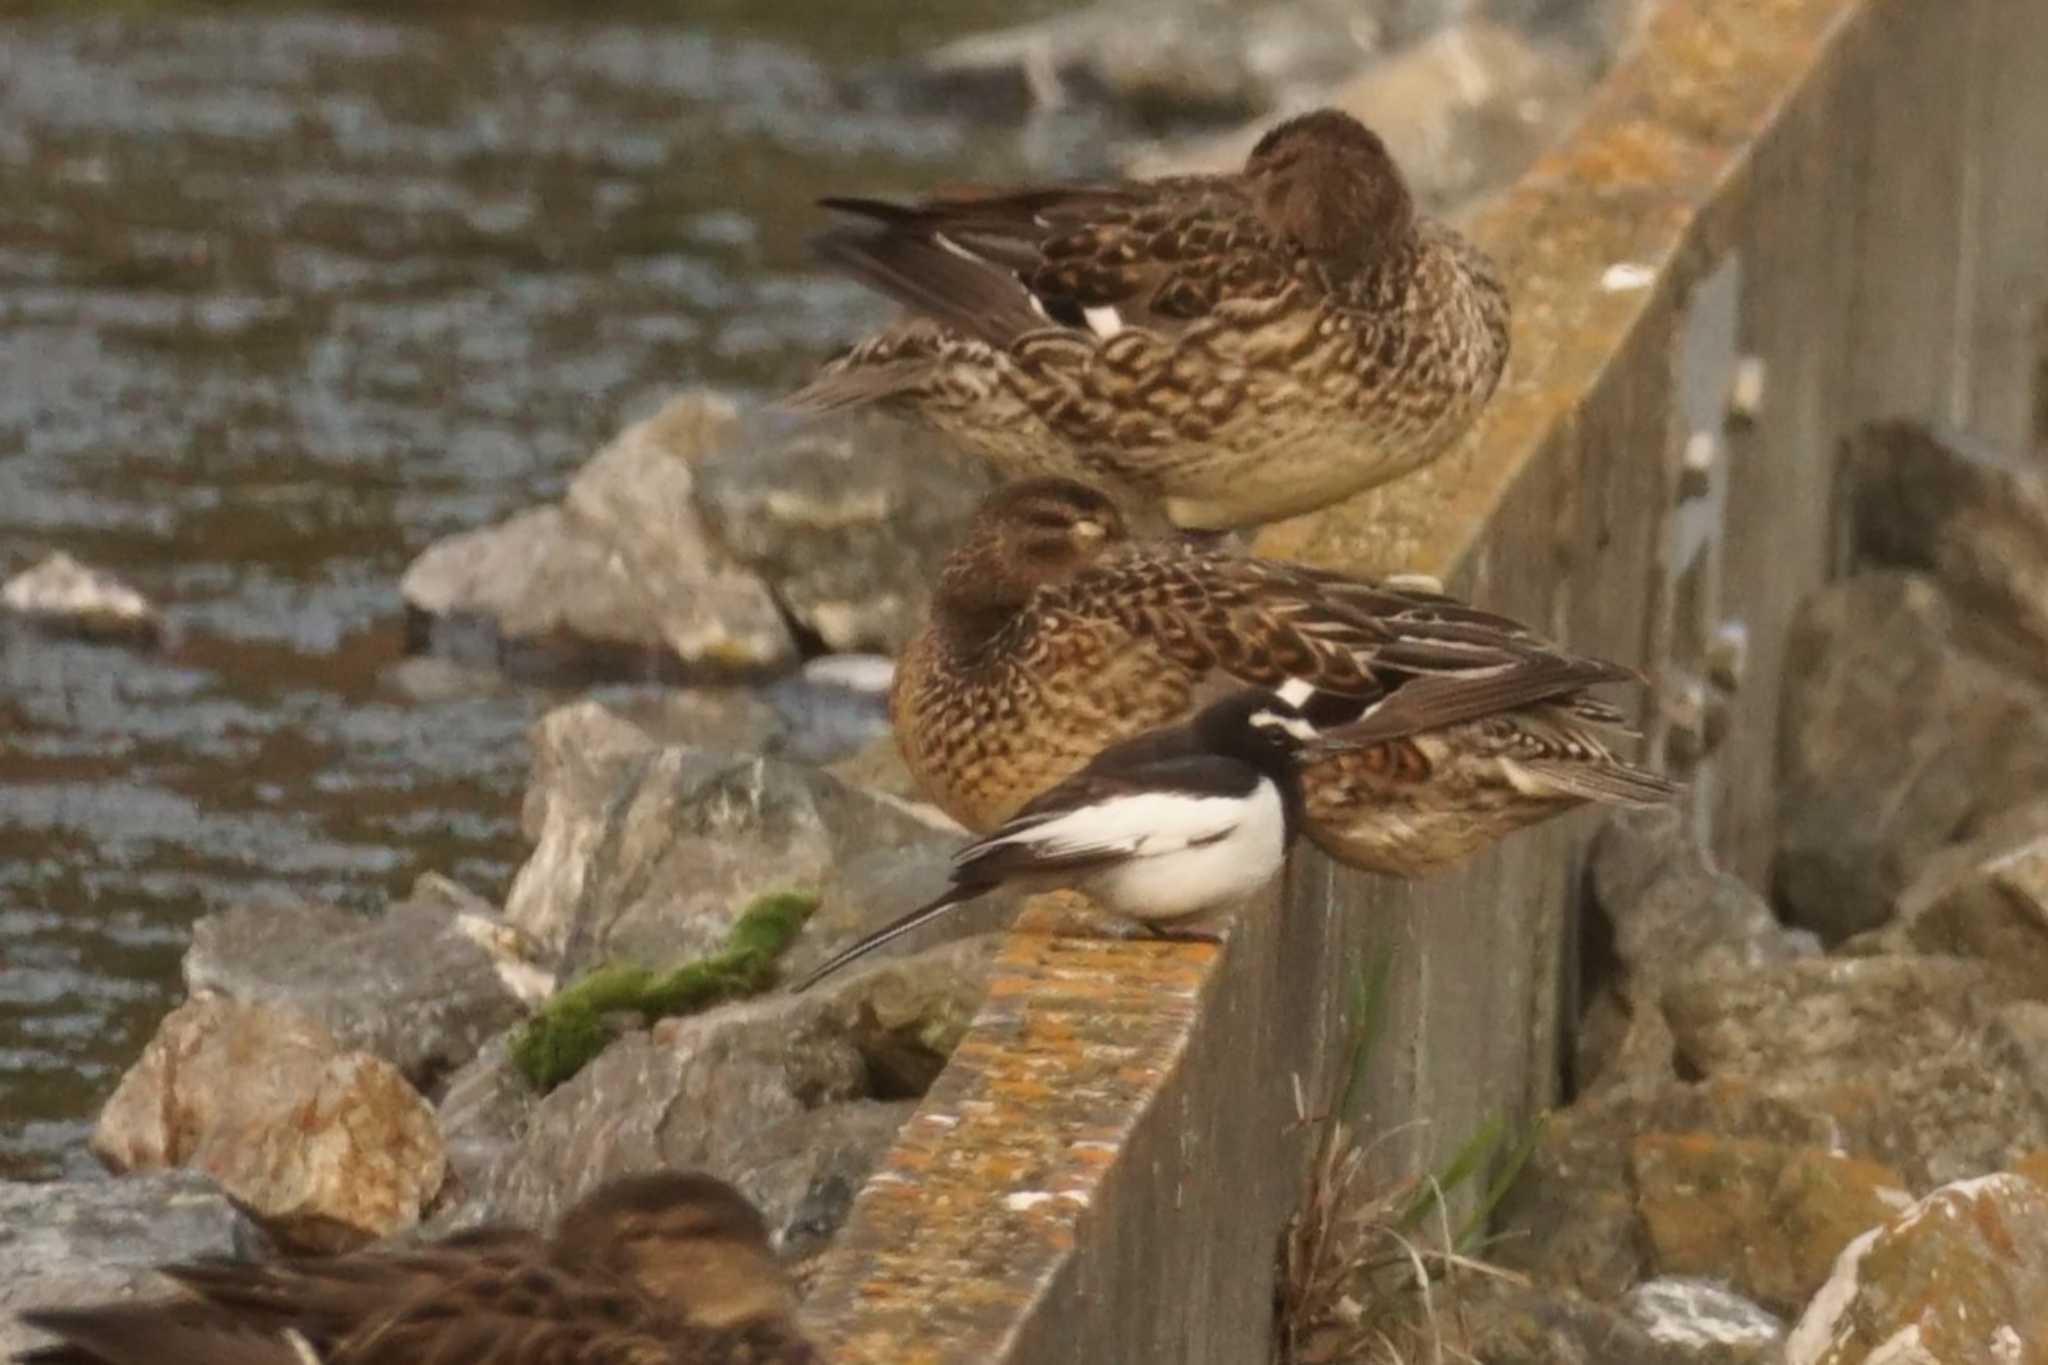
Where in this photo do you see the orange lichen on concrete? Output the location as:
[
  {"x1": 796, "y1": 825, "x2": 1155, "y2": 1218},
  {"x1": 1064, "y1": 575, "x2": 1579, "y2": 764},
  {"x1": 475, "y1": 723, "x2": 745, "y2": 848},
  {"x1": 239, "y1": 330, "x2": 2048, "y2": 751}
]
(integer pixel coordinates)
[{"x1": 804, "y1": 910, "x2": 1228, "y2": 1362}]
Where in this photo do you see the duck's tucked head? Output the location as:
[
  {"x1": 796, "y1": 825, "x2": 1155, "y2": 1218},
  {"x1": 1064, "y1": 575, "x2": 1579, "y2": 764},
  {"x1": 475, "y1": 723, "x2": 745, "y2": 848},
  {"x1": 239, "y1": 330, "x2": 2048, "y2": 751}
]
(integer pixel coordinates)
[
  {"x1": 937, "y1": 478, "x2": 1128, "y2": 629},
  {"x1": 1244, "y1": 108, "x2": 1413, "y2": 268},
  {"x1": 553, "y1": 1172, "x2": 792, "y2": 1329}
]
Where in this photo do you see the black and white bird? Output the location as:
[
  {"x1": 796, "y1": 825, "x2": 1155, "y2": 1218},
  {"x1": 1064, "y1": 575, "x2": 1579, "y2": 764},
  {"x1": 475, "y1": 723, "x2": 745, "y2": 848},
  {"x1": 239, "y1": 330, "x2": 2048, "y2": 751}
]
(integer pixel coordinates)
[{"x1": 793, "y1": 689, "x2": 1337, "y2": 993}]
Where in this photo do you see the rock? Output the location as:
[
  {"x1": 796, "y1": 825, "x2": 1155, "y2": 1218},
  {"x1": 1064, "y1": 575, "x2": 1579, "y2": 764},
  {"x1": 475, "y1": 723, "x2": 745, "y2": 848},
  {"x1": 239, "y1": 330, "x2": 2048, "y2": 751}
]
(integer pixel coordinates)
[
  {"x1": 1429, "y1": 1274, "x2": 1696, "y2": 1365},
  {"x1": 434, "y1": 1032, "x2": 540, "y2": 1214},
  {"x1": 693, "y1": 408, "x2": 995, "y2": 656},
  {"x1": 1775, "y1": 572, "x2": 2048, "y2": 942},
  {"x1": 507, "y1": 699, "x2": 986, "y2": 980},
  {"x1": 1127, "y1": 18, "x2": 1598, "y2": 212},
  {"x1": 183, "y1": 878, "x2": 545, "y2": 1092},
  {"x1": 92, "y1": 996, "x2": 446, "y2": 1253},
  {"x1": 1992, "y1": 1004, "x2": 2048, "y2": 1117},
  {"x1": 589, "y1": 683, "x2": 792, "y2": 758},
  {"x1": 1579, "y1": 807, "x2": 1816, "y2": 1093},
  {"x1": 401, "y1": 393, "x2": 797, "y2": 683},
  {"x1": 905, "y1": 0, "x2": 1382, "y2": 128},
  {"x1": 1622, "y1": 1279, "x2": 1785, "y2": 1365},
  {"x1": 1493, "y1": 1078, "x2": 1841, "y2": 1299},
  {"x1": 729, "y1": 1099, "x2": 920, "y2": 1265},
  {"x1": 0, "y1": 1173, "x2": 245, "y2": 1360},
  {"x1": 463, "y1": 939, "x2": 991, "y2": 1231},
  {"x1": 1784, "y1": 1173, "x2": 2048, "y2": 1365},
  {"x1": 2, "y1": 551, "x2": 162, "y2": 645},
  {"x1": 400, "y1": 505, "x2": 692, "y2": 682},
  {"x1": 1630, "y1": 1134, "x2": 1907, "y2": 1313},
  {"x1": 1663, "y1": 957, "x2": 1994, "y2": 1091},
  {"x1": 1664, "y1": 956, "x2": 2048, "y2": 1188},
  {"x1": 1845, "y1": 420, "x2": 2048, "y2": 687},
  {"x1": 824, "y1": 729, "x2": 951, "y2": 816},
  {"x1": 560, "y1": 392, "x2": 795, "y2": 672},
  {"x1": 1856, "y1": 824, "x2": 2048, "y2": 1002}
]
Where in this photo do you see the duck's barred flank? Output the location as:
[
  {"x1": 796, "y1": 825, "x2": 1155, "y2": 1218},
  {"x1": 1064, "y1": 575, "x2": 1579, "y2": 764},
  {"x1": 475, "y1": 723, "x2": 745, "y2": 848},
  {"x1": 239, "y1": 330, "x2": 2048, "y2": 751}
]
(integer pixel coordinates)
[
  {"x1": 893, "y1": 479, "x2": 1679, "y2": 878},
  {"x1": 787, "y1": 108, "x2": 1510, "y2": 533}
]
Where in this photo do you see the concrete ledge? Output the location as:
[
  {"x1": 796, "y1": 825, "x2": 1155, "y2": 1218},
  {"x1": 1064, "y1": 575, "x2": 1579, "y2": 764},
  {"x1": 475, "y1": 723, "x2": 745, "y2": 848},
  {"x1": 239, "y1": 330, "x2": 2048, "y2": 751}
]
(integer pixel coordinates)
[{"x1": 801, "y1": 0, "x2": 2048, "y2": 1357}]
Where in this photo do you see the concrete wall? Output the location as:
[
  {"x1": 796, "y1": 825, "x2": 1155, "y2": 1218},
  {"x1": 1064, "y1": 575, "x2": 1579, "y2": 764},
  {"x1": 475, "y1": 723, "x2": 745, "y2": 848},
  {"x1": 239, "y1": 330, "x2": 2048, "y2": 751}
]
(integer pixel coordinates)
[{"x1": 799, "y1": 0, "x2": 2048, "y2": 1358}]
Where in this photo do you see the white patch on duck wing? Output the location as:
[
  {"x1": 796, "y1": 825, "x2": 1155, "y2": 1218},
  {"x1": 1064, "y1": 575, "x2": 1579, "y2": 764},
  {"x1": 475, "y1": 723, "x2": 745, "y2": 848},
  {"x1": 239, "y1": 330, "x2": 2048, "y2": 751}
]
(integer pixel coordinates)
[{"x1": 1082, "y1": 304, "x2": 1124, "y2": 338}]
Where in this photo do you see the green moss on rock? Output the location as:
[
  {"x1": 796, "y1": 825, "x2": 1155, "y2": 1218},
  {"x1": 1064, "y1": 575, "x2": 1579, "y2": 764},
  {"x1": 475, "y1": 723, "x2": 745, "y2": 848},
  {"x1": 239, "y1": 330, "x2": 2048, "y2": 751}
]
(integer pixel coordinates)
[{"x1": 510, "y1": 889, "x2": 818, "y2": 1091}]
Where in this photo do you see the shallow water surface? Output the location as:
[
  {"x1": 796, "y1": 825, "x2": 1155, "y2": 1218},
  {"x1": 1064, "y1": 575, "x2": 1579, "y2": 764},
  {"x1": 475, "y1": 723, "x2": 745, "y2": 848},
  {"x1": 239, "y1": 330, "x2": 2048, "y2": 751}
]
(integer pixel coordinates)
[{"x1": 0, "y1": 0, "x2": 1078, "y2": 1176}]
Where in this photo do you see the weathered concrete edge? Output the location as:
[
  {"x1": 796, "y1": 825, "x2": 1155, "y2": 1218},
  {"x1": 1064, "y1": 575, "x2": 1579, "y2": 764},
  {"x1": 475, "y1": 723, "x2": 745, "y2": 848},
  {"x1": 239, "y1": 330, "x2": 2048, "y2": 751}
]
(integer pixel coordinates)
[{"x1": 797, "y1": 0, "x2": 1966, "y2": 1358}]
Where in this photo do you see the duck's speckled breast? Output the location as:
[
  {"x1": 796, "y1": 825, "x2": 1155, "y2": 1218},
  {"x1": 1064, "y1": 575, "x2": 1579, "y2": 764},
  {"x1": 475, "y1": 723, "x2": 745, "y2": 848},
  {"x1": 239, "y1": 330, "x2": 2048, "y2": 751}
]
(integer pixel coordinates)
[{"x1": 889, "y1": 613, "x2": 1211, "y2": 831}]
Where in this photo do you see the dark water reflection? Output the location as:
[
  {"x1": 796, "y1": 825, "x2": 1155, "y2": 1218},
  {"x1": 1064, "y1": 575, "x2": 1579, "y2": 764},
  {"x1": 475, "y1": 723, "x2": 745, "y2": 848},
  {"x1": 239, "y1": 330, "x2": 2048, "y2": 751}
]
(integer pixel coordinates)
[{"x1": 0, "y1": 0, "x2": 1075, "y2": 1176}]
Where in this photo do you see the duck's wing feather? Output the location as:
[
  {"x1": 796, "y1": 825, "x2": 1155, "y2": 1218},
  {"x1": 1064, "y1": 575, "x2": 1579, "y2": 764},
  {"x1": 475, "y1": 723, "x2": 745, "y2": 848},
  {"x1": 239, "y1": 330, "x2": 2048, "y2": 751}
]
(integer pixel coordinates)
[
  {"x1": 154, "y1": 1233, "x2": 545, "y2": 1350},
  {"x1": 1062, "y1": 547, "x2": 1641, "y2": 741},
  {"x1": 809, "y1": 181, "x2": 1295, "y2": 350},
  {"x1": 325, "y1": 1260, "x2": 679, "y2": 1365},
  {"x1": 15, "y1": 1305, "x2": 310, "y2": 1365}
]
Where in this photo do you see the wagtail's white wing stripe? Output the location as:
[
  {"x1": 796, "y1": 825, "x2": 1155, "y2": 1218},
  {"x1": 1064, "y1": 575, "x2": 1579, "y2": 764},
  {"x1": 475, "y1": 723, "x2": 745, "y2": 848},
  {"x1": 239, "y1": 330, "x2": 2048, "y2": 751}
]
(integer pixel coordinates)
[{"x1": 969, "y1": 790, "x2": 1249, "y2": 869}]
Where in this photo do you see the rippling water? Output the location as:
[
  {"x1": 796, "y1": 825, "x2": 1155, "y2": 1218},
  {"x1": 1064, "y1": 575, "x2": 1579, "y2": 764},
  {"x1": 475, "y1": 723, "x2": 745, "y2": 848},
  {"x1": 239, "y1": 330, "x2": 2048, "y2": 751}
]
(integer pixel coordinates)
[{"x1": 0, "y1": 0, "x2": 1086, "y2": 1177}]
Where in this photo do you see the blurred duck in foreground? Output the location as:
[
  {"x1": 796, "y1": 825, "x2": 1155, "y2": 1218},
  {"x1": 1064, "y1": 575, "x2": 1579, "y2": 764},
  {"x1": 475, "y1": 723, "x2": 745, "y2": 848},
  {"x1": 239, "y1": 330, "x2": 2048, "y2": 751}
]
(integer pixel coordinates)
[
  {"x1": 14, "y1": 1172, "x2": 820, "y2": 1365},
  {"x1": 788, "y1": 107, "x2": 1510, "y2": 533}
]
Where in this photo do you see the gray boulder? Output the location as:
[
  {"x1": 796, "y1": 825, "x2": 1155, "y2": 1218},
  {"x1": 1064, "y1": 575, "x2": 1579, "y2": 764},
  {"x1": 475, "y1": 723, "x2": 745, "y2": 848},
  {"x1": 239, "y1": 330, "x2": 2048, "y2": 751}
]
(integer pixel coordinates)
[
  {"x1": 401, "y1": 393, "x2": 797, "y2": 683},
  {"x1": 1663, "y1": 955, "x2": 2048, "y2": 1188},
  {"x1": 508, "y1": 697, "x2": 980, "y2": 981},
  {"x1": 1579, "y1": 806, "x2": 1816, "y2": 1093},
  {"x1": 184, "y1": 876, "x2": 546, "y2": 1092},
  {"x1": 693, "y1": 408, "x2": 994, "y2": 656},
  {"x1": 0, "y1": 1174, "x2": 245, "y2": 1360},
  {"x1": 1844, "y1": 811, "x2": 2048, "y2": 1003},
  {"x1": 2, "y1": 551, "x2": 162, "y2": 646},
  {"x1": 1845, "y1": 419, "x2": 2048, "y2": 686},
  {"x1": 729, "y1": 1099, "x2": 921, "y2": 1264},
  {"x1": 1774, "y1": 572, "x2": 2048, "y2": 942}
]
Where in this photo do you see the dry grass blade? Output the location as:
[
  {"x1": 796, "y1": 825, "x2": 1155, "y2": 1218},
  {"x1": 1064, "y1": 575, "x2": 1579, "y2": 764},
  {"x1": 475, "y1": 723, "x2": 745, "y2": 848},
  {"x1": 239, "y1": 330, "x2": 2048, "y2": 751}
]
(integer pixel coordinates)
[{"x1": 1272, "y1": 947, "x2": 1530, "y2": 1365}]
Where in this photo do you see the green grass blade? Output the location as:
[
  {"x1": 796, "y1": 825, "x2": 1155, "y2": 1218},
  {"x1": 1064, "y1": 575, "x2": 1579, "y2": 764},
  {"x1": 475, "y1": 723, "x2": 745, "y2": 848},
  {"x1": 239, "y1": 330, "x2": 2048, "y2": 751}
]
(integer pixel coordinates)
[
  {"x1": 1395, "y1": 1110, "x2": 1506, "y2": 1234},
  {"x1": 1337, "y1": 936, "x2": 1396, "y2": 1123}
]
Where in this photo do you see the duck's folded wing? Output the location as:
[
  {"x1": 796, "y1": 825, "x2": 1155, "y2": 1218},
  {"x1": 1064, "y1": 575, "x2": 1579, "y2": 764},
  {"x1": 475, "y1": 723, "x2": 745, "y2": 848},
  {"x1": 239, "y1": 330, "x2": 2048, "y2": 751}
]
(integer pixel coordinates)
[
  {"x1": 328, "y1": 1266, "x2": 668, "y2": 1365},
  {"x1": 1083, "y1": 551, "x2": 1642, "y2": 738},
  {"x1": 810, "y1": 185, "x2": 1289, "y2": 349},
  {"x1": 156, "y1": 1234, "x2": 543, "y2": 1350},
  {"x1": 15, "y1": 1305, "x2": 308, "y2": 1365}
]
